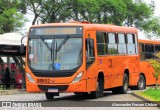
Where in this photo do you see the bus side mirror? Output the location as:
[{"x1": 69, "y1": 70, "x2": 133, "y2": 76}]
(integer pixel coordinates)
[
  {"x1": 20, "y1": 35, "x2": 27, "y2": 54},
  {"x1": 20, "y1": 44, "x2": 24, "y2": 53},
  {"x1": 86, "y1": 38, "x2": 95, "y2": 64}
]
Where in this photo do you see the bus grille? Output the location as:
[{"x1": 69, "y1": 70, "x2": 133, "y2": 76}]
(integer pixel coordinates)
[{"x1": 38, "y1": 85, "x2": 69, "y2": 91}]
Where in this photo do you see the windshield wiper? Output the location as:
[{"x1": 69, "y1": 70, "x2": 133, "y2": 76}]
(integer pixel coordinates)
[
  {"x1": 51, "y1": 39, "x2": 54, "y2": 60},
  {"x1": 55, "y1": 41, "x2": 58, "y2": 60},
  {"x1": 56, "y1": 36, "x2": 70, "y2": 52},
  {"x1": 40, "y1": 36, "x2": 51, "y2": 51}
]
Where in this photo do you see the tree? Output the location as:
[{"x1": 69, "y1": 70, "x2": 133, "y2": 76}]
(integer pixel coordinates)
[
  {"x1": 40, "y1": 0, "x2": 68, "y2": 23},
  {"x1": 65, "y1": 0, "x2": 99, "y2": 22},
  {"x1": 23, "y1": 0, "x2": 159, "y2": 38},
  {"x1": 0, "y1": 0, "x2": 25, "y2": 34},
  {"x1": 123, "y1": 0, "x2": 153, "y2": 27},
  {"x1": 150, "y1": 52, "x2": 160, "y2": 89},
  {"x1": 97, "y1": 0, "x2": 127, "y2": 25},
  {"x1": 142, "y1": 17, "x2": 160, "y2": 39}
]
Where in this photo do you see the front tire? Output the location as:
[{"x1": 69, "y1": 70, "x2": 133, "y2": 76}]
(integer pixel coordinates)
[
  {"x1": 45, "y1": 92, "x2": 54, "y2": 99},
  {"x1": 90, "y1": 77, "x2": 104, "y2": 99}
]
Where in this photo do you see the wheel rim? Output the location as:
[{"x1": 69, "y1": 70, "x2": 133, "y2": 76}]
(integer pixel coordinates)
[
  {"x1": 124, "y1": 79, "x2": 128, "y2": 90},
  {"x1": 124, "y1": 75, "x2": 128, "y2": 91},
  {"x1": 139, "y1": 77, "x2": 144, "y2": 89}
]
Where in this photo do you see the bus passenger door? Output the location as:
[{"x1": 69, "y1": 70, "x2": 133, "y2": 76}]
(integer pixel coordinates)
[{"x1": 85, "y1": 32, "x2": 98, "y2": 92}]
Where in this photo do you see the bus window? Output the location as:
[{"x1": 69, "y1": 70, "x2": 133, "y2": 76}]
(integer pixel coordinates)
[
  {"x1": 118, "y1": 33, "x2": 126, "y2": 54},
  {"x1": 139, "y1": 44, "x2": 145, "y2": 60},
  {"x1": 127, "y1": 34, "x2": 136, "y2": 54},
  {"x1": 108, "y1": 33, "x2": 118, "y2": 55},
  {"x1": 96, "y1": 32, "x2": 107, "y2": 55},
  {"x1": 145, "y1": 44, "x2": 154, "y2": 59},
  {"x1": 155, "y1": 45, "x2": 160, "y2": 52}
]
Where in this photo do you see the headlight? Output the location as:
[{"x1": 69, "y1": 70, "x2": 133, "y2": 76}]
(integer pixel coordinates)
[
  {"x1": 26, "y1": 72, "x2": 35, "y2": 83},
  {"x1": 72, "y1": 72, "x2": 83, "y2": 83}
]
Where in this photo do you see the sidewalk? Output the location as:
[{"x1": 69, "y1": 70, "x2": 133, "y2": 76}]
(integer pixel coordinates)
[{"x1": 0, "y1": 89, "x2": 26, "y2": 95}]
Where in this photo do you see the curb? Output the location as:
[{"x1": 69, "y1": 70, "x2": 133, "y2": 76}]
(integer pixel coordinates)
[
  {"x1": 131, "y1": 92, "x2": 149, "y2": 102},
  {"x1": 0, "y1": 89, "x2": 27, "y2": 95}
]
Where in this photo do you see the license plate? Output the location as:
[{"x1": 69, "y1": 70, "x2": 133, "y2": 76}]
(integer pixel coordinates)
[{"x1": 48, "y1": 88, "x2": 58, "y2": 92}]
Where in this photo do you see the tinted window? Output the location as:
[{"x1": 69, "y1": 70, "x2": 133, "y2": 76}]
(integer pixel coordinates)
[
  {"x1": 145, "y1": 45, "x2": 154, "y2": 52},
  {"x1": 96, "y1": 32, "x2": 106, "y2": 43},
  {"x1": 96, "y1": 32, "x2": 107, "y2": 55},
  {"x1": 139, "y1": 44, "x2": 145, "y2": 60},
  {"x1": 155, "y1": 45, "x2": 160, "y2": 51}
]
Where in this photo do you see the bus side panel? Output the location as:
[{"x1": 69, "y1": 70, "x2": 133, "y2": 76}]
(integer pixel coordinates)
[
  {"x1": 140, "y1": 61, "x2": 156, "y2": 85},
  {"x1": 97, "y1": 57, "x2": 112, "y2": 89},
  {"x1": 109, "y1": 56, "x2": 123, "y2": 88},
  {"x1": 111, "y1": 56, "x2": 139, "y2": 88},
  {"x1": 128, "y1": 56, "x2": 140, "y2": 86}
]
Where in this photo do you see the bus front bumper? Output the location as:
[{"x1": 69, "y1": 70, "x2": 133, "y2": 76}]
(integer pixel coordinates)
[{"x1": 26, "y1": 79, "x2": 87, "y2": 93}]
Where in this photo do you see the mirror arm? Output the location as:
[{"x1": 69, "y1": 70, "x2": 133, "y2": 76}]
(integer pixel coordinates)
[{"x1": 21, "y1": 35, "x2": 27, "y2": 45}]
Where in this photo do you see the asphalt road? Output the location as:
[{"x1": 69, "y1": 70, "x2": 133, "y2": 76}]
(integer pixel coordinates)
[{"x1": 0, "y1": 90, "x2": 159, "y2": 110}]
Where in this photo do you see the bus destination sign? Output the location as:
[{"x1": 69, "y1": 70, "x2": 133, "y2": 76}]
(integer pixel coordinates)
[{"x1": 30, "y1": 27, "x2": 82, "y2": 35}]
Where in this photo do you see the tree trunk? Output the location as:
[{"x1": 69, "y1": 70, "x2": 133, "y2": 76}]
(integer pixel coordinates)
[
  {"x1": 155, "y1": 80, "x2": 158, "y2": 89},
  {"x1": 32, "y1": 14, "x2": 39, "y2": 25}
]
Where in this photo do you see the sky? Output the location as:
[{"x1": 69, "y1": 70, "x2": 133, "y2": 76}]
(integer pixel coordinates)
[{"x1": 23, "y1": 0, "x2": 160, "y2": 40}]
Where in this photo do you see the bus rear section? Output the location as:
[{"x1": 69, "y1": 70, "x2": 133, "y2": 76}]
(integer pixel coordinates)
[{"x1": 138, "y1": 40, "x2": 160, "y2": 85}]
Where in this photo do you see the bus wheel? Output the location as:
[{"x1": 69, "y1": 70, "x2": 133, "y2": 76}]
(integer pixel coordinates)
[
  {"x1": 119, "y1": 73, "x2": 128, "y2": 94},
  {"x1": 90, "y1": 77, "x2": 104, "y2": 99},
  {"x1": 45, "y1": 92, "x2": 54, "y2": 99},
  {"x1": 137, "y1": 75, "x2": 145, "y2": 90}
]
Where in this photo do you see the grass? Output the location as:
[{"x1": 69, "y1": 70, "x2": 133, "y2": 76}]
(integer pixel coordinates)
[{"x1": 137, "y1": 88, "x2": 160, "y2": 101}]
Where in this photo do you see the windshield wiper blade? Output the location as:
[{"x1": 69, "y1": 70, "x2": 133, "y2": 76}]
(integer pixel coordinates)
[
  {"x1": 55, "y1": 41, "x2": 58, "y2": 60},
  {"x1": 56, "y1": 36, "x2": 70, "y2": 52},
  {"x1": 40, "y1": 36, "x2": 51, "y2": 51},
  {"x1": 51, "y1": 39, "x2": 54, "y2": 60}
]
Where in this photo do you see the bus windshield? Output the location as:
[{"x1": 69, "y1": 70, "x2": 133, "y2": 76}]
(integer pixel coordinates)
[
  {"x1": 28, "y1": 27, "x2": 83, "y2": 71},
  {"x1": 28, "y1": 37, "x2": 82, "y2": 71}
]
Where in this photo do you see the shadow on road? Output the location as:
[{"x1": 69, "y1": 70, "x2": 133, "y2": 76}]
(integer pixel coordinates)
[
  {"x1": 44, "y1": 91, "x2": 115, "y2": 102},
  {"x1": 38, "y1": 91, "x2": 133, "y2": 107}
]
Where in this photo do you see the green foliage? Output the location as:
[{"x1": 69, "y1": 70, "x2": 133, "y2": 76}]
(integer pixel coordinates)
[
  {"x1": 0, "y1": 0, "x2": 25, "y2": 34},
  {"x1": 97, "y1": 0, "x2": 127, "y2": 25},
  {"x1": 149, "y1": 52, "x2": 160, "y2": 89},
  {"x1": 124, "y1": 0, "x2": 153, "y2": 27},
  {"x1": 138, "y1": 89, "x2": 160, "y2": 101},
  {"x1": 23, "y1": 0, "x2": 159, "y2": 37},
  {"x1": 142, "y1": 17, "x2": 160, "y2": 38}
]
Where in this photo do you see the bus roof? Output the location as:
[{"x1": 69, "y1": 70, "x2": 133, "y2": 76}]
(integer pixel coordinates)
[
  {"x1": 138, "y1": 39, "x2": 160, "y2": 45},
  {"x1": 30, "y1": 22, "x2": 138, "y2": 34}
]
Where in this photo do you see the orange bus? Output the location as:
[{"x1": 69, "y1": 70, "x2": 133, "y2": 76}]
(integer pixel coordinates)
[
  {"x1": 138, "y1": 39, "x2": 160, "y2": 87},
  {"x1": 23, "y1": 21, "x2": 146, "y2": 99}
]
